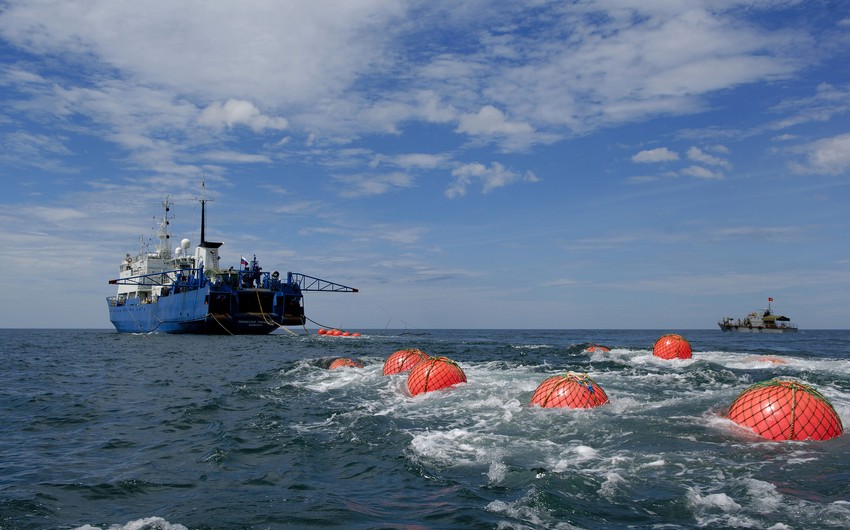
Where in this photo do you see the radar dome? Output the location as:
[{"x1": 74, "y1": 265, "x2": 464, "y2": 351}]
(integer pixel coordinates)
[{"x1": 181, "y1": 238, "x2": 191, "y2": 249}]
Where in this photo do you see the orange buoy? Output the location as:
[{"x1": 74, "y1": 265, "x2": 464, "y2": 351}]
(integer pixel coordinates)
[
  {"x1": 530, "y1": 372, "x2": 609, "y2": 409},
  {"x1": 406, "y1": 356, "x2": 466, "y2": 396},
  {"x1": 653, "y1": 334, "x2": 692, "y2": 360},
  {"x1": 585, "y1": 344, "x2": 610, "y2": 353},
  {"x1": 329, "y1": 357, "x2": 363, "y2": 370},
  {"x1": 317, "y1": 328, "x2": 327, "y2": 335},
  {"x1": 727, "y1": 379, "x2": 843, "y2": 441},
  {"x1": 352, "y1": 333, "x2": 361, "y2": 337},
  {"x1": 383, "y1": 348, "x2": 429, "y2": 375}
]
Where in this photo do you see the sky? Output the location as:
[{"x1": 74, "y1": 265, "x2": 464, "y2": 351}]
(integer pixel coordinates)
[{"x1": 1, "y1": 0, "x2": 849, "y2": 330}]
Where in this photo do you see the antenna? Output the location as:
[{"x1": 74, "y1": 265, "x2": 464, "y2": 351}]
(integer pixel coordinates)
[
  {"x1": 197, "y1": 178, "x2": 223, "y2": 251},
  {"x1": 198, "y1": 178, "x2": 214, "y2": 247}
]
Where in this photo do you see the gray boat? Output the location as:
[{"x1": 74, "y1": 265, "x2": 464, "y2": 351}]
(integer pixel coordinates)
[{"x1": 718, "y1": 299, "x2": 797, "y2": 333}]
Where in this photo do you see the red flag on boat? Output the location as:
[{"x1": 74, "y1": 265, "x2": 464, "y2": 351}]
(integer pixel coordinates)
[{"x1": 768, "y1": 297, "x2": 774, "y2": 302}]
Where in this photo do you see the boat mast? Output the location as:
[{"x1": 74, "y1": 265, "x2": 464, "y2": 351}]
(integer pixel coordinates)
[
  {"x1": 195, "y1": 179, "x2": 223, "y2": 269},
  {"x1": 157, "y1": 195, "x2": 172, "y2": 258},
  {"x1": 200, "y1": 180, "x2": 207, "y2": 247}
]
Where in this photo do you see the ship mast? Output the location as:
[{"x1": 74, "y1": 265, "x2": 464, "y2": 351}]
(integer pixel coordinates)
[
  {"x1": 157, "y1": 195, "x2": 172, "y2": 258},
  {"x1": 195, "y1": 179, "x2": 223, "y2": 269},
  {"x1": 200, "y1": 180, "x2": 207, "y2": 247}
]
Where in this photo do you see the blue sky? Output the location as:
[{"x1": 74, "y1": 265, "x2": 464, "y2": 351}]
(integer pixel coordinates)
[{"x1": 1, "y1": 1, "x2": 849, "y2": 330}]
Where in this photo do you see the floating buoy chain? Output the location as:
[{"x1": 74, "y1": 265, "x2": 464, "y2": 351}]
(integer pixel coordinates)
[{"x1": 306, "y1": 316, "x2": 338, "y2": 330}]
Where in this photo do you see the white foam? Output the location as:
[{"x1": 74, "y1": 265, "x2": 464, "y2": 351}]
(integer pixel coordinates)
[
  {"x1": 74, "y1": 517, "x2": 189, "y2": 530},
  {"x1": 742, "y1": 478, "x2": 783, "y2": 513},
  {"x1": 599, "y1": 471, "x2": 626, "y2": 500},
  {"x1": 487, "y1": 490, "x2": 580, "y2": 529},
  {"x1": 487, "y1": 461, "x2": 508, "y2": 483},
  {"x1": 687, "y1": 488, "x2": 743, "y2": 513}
]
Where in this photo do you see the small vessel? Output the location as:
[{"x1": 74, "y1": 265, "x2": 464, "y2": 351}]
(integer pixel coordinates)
[
  {"x1": 718, "y1": 299, "x2": 797, "y2": 333},
  {"x1": 106, "y1": 191, "x2": 357, "y2": 334}
]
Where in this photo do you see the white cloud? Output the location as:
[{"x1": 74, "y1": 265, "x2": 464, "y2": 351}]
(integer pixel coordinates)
[
  {"x1": 333, "y1": 172, "x2": 414, "y2": 198},
  {"x1": 681, "y1": 165, "x2": 724, "y2": 180},
  {"x1": 0, "y1": 1, "x2": 816, "y2": 166},
  {"x1": 0, "y1": 1, "x2": 404, "y2": 105},
  {"x1": 632, "y1": 147, "x2": 679, "y2": 163},
  {"x1": 30, "y1": 206, "x2": 88, "y2": 224},
  {"x1": 393, "y1": 153, "x2": 450, "y2": 169},
  {"x1": 795, "y1": 133, "x2": 850, "y2": 175},
  {"x1": 687, "y1": 146, "x2": 730, "y2": 168},
  {"x1": 456, "y1": 105, "x2": 534, "y2": 136},
  {"x1": 198, "y1": 99, "x2": 288, "y2": 132},
  {"x1": 470, "y1": 3, "x2": 804, "y2": 136},
  {"x1": 446, "y1": 162, "x2": 538, "y2": 198},
  {"x1": 768, "y1": 83, "x2": 850, "y2": 130},
  {"x1": 204, "y1": 150, "x2": 272, "y2": 164}
]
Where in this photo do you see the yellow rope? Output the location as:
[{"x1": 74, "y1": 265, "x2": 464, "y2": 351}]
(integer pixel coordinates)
[
  {"x1": 209, "y1": 312, "x2": 235, "y2": 335},
  {"x1": 254, "y1": 288, "x2": 300, "y2": 335}
]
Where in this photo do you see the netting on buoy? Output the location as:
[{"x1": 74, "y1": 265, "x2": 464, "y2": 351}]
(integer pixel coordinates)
[
  {"x1": 406, "y1": 356, "x2": 466, "y2": 396},
  {"x1": 727, "y1": 379, "x2": 843, "y2": 441},
  {"x1": 383, "y1": 348, "x2": 429, "y2": 375},
  {"x1": 653, "y1": 334, "x2": 692, "y2": 360},
  {"x1": 530, "y1": 372, "x2": 609, "y2": 409},
  {"x1": 585, "y1": 344, "x2": 610, "y2": 353},
  {"x1": 329, "y1": 357, "x2": 363, "y2": 370}
]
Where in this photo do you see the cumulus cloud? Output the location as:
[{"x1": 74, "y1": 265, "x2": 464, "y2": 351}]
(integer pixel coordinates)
[
  {"x1": 681, "y1": 165, "x2": 724, "y2": 180},
  {"x1": 0, "y1": 2, "x2": 825, "y2": 181},
  {"x1": 632, "y1": 147, "x2": 679, "y2": 163},
  {"x1": 198, "y1": 99, "x2": 288, "y2": 132},
  {"x1": 793, "y1": 133, "x2": 850, "y2": 175},
  {"x1": 446, "y1": 162, "x2": 538, "y2": 198},
  {"x1": 687, "y1": 146, "x2": 730, "y2": 168},
  {"x1": 392, "y1": 153, "x2": 450, "y2": 169},
  {"x1": 204, "y1": 150, "x2": 272, "y2": 163},
  {"x1": 456, "y1": 106, "x2": 534, "y2": 136}
]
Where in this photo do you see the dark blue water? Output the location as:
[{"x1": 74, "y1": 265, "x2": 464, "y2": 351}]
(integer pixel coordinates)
[{"x1": 2, "y1": 329, "x2": 849, "y2": 529}]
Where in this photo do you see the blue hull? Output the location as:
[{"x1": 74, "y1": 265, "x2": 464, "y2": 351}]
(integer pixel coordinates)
[{"x1": 107, "y1": 285, "x2": 303, "y2": 334}]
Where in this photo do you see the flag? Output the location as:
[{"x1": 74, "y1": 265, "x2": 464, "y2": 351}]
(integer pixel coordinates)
[
  {"x1": 241, "y1": 256, "x2": 249, "y2": 267},
  {"x1": 768, "y1": 297, "x2": 774, "y2": 302}
]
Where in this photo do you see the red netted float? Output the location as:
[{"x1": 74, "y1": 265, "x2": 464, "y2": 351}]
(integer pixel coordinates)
[
  {"x1": 406, "y1": 356, "x2": 466, "y2": 396},
  {"x1": 329, "y1": 358, "x2": 363, "y2": 370},
  {"x1": 585, "y1": 344, "x2": 610, "y2": 353},
  {"x1": 530, "y1": 372, "x2": 609, "y2": 409},
  {"x1": 383, "y1": 348, "x2": 429, "y2": 375},
  {"x1": 652, "y1": 334, "x2": 692, "y2": 360},
  {"x1": 727, "y1": 379, "x2": 843, "y2": 441}
]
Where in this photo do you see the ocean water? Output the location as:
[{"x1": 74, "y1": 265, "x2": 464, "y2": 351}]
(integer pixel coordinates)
[{"x1": 2, "y1": 328, "x2": 850, "y2": 529}]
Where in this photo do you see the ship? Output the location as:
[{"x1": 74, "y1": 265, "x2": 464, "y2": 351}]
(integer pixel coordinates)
[
  {"x1": 106, "y1": 192, "x2": 357, "y2": 334},
  {"x1": 718, "y1": 299, "x2": 797, "y2": 333}
]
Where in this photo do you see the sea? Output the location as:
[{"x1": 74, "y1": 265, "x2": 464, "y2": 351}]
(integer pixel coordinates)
[{"x1": 2, "y1": 328, "x2": 850, "y2": 530}]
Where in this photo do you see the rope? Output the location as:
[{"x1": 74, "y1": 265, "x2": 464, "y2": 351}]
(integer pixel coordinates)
[
  {"x1": 209, "y1": 312, "x2": 235, "y2": 335},
  {"x1": 305, "y1": 316, "x2": 352, "y2": 333},
  {"x1": 789, "y1": 384, "x2": 797, "y2": 440},
  {"x1": 249, "y1": 288, "x2": 300, "y2": 335}
]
